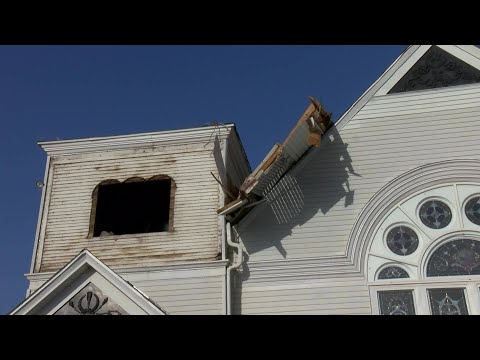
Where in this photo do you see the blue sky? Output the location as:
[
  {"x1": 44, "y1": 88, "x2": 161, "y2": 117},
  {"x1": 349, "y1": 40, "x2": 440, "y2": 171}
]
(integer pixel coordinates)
[{"x1": 0, "y1": 45, "x2": 406, "y2": 314}]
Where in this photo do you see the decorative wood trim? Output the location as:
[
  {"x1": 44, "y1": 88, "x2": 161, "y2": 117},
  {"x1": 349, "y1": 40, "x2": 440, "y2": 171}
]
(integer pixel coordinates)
[
  {"x1": 388, "y1": 46, "x2": 480, "y2": 94},
  {"x1": 347, "y1": 159, "x2": 480, "y2": 276},
  {"x1": 12, "y1": 249, "x2": 167, "y2": 315},
  {"x1": 38, "y1": 124, "x2": 235, "y2": 156},
  {"x1": 30, "y1": 156, "x2": 51, "y2": 274}
]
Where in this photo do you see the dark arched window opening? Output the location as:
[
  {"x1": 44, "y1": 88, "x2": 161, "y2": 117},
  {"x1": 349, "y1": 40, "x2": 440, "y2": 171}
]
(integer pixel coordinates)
[{"x1": 88, "y1": 175, "x2": 176, "y2": 237}]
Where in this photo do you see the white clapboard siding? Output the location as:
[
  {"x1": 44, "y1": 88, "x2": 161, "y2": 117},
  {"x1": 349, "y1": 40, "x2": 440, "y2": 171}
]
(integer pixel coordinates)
[
  {"x1": 234, "y1": 276, "x2": 371, "y2": 315},
  {"x1": 37, "y1": 142, "x2": 222, "y2": 273},
  {"x1": 120, "y1": 266, "x2": 225, "y2": 315},
  {"x1": 240, "y1": 84, "x2": 480, "y2": 262},
  {"x1": 27, "y1": 264, "x2": 226, "y2": 315},
  {"x1": 236, "y1": 83, "x2": 480, "y2": 314}
]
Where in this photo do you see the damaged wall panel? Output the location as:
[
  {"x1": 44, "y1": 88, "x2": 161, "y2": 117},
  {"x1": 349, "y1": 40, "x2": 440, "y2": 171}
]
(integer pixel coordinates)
[{"x1": 35, "y1": 142, "x2": 224, "y2": 273}]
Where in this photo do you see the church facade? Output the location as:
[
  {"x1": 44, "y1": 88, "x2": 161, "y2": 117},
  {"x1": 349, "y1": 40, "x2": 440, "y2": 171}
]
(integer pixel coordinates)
[{"x1": 11, "y1": 45, "x2": 480, "y2": 315}]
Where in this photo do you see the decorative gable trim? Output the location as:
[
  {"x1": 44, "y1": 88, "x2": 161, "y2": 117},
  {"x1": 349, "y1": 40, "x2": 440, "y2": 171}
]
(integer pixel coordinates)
[
  {"x1": 335, "y1": 45, "x2": 480, "y2": 131},
  {"x1": 10, "y1": 249, "x2": 167, "y2": 315},
  {"x1": 387, "y1": 46, "x2": 480, "y2": 94}
]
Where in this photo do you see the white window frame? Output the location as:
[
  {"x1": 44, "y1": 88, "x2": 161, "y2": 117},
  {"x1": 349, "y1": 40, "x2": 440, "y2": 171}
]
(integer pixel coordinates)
[{"x1": 369, "y1": 277, "x2": 480, "y2": 315}]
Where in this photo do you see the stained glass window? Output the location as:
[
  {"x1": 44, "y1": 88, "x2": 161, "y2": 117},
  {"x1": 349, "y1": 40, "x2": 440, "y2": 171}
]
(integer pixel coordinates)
[
  {"x1": 465, "y1": 196, "x2": 480, "y2": 226},
  {"x1": 426, "y1": 239, "x2": 480, "y2": 276},
  {"x1": 378, "y1": 290, "x2": 415, "y2": 315},
  {"x1": 378, "y1": 266, "x2": 410, "y2": 279},
  {"x1": 419, "y1": 200, "x2": 452, "y2": 229},
  {"x1": 386, "y1": 226, "x2": 419, "y2": 256},
  {"x1": 428, "y1": 288, "x2": 468, "y2": 315}
]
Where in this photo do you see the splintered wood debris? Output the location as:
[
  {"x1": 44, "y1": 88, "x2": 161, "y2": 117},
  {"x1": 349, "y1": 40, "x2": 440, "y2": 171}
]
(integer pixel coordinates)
[{"x1": 216, "y1": 96, "x2": 332, "y2": 223}]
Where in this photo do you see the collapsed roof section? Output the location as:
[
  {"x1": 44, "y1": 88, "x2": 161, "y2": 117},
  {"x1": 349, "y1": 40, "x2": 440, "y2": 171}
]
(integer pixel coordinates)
[{"x1": 217, "y1": 96, "x2": 332, "y2": 224}]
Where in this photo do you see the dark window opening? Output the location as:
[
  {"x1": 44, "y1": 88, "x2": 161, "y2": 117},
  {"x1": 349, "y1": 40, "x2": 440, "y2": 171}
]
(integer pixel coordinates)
[{"x1": 91, "y1": 177, "x2": 173, "y2": 237}]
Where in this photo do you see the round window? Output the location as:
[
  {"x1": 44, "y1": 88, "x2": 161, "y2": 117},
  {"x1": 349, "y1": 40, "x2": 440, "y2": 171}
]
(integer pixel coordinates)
[
  {"x1": 386, "y1": 226, "x2": 419, "y2": 256},
  {"x1": 465, "y1": 196, "x2": 480, "y2": 226},
  {"x1": 419, "y1": 200, "x2": 452, "y2": 229}
]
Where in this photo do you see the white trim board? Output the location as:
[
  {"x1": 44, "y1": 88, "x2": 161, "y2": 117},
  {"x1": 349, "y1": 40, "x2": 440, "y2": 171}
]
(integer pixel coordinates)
[
  {"x1": 335, "y1": 45, "x2": 480, "y2": 131},
  {"x1": 39, "y1": 124, "x2": 236, "y2": 156},
  {"x1": 11, "y1": 249, "x2": 167, "y2": 315}
]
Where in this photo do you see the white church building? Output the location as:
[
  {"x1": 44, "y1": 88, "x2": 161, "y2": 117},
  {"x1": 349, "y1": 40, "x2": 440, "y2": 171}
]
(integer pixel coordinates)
[{"x1": 10, "y1": 45, "x2": 480, "y2": 315}]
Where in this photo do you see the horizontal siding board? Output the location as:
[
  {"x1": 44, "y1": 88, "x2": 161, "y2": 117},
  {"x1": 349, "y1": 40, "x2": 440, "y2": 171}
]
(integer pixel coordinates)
[
  {"x1": 369, "y1": 84, "x2": 480, "y2": 104},
  {"x1": 369, "y1": 92, "x2": 480, "y2": 108},
  {"x1": 124, "y1": 270, "x2": 224, "y2": 315},
  {"x1": 235, "y1": 277, "x2": 370, "y2": 315},
  {"x1": 237, "y1": 288, "x2": 368, "y2": 301},
  {"x1": 239, "y1": 297, "x2": 371, "y2": 310},
  {"x1": 239, "y1": 306, "x2": 372, "y2": 315},
  {"x1": 359, "y1": 97, "x2": 480, "y2": 114},
  {"x1": 174, "y1": 310, "x2": 221, "y2": 315},
  {"x1": 351, "y1": 102, "x2": 480, "y2": 120},
  {"x1": 342, "y1": 107, "x2": 480, "y2": 131},
  {"x1": 124, "y1": 276, "x2": 223, "y2": 287},
  {"x1": 136, "y1": 284, "x2": 223, "y2": 295}
]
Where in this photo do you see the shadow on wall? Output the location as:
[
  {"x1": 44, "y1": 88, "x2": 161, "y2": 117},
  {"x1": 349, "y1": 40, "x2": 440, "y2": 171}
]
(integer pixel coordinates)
[{"x1": 239, "y1": 126, "x2": 360, "y2": 259}]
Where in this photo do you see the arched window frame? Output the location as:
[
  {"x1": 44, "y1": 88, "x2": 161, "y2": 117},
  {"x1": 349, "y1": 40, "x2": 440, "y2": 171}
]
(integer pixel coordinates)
[{"x1": 367, "y1": 182, "x2": 480, "y2": 315}]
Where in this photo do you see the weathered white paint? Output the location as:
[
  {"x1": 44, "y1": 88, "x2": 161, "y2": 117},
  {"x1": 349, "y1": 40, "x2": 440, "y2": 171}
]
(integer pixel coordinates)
[
  {"x1": 29, "y1": 155, "x2": 51, "y2": 275},
  {"x1": 235, "y1": 46, "x2": 480, "y2": 314},
  {"x1": 13, "y1": 250, "x2": 166, "y2": 315},
  {"x1": 21, "y1": 45, "x2": 480, "y2": 315},
  {"x1": 38, "y1": 124, "x2": 236, "y2": 156},
  {"x1": 35, "y1": 137, "x2": 230, "y2": 273},
  {"x1": 25, "y1": 259, "x2": 228, "y2": 315},
  {"x1": 25, "y1": 125, "x2": 248, "y2": 315}
]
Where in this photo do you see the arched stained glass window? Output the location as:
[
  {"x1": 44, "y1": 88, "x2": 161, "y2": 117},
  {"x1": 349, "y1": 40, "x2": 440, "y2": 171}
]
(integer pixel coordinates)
[
  {"x1": 426, "y1": 239, "x2": 480, "y2": 277},
  {"x1": 378, "y1": 266, "x2": 409, "y2": 279}
]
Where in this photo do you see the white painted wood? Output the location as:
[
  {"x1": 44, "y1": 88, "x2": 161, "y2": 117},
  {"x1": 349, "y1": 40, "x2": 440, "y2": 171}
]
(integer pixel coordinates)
[
  {"x1": 233, "y1": 276, "x2": 371, "y2": 314},
  {"x1": 375, "y1": 45, "x2": 432, "y2": 96},
  {"x1": 236, "y1": 57, "x2": 480, "y2": 314},
  {"x1": 333, "y1": 45, "x2": 419, "y2": 132},
  {"x1": 376, "y1": 45, "x2": 480, "y2": 96},
  {"x1": 29, "y1": 156, "x2": 51, "y2": 275},
  {"x1": 34, "y1": 141, "x2": 225, "y2": 273},
  {"x1": 121, "y1": 267, "x2": 226, "y2": 315},
  {"x1": 25, "y1": 257, "x2": 227, "y2": 315},
  {"x1": 13, "y1": 250, "x2": 166, "y2": 315},
  {"x1": 240, "y1": 84, "x2": 480, "y2": 262},
  {"x1": 39, "y1": 124, "x2": 235, "y2": 156},
  {"x1": 369, "y1": 280, "x2": 480, "y2": 315},
  {"x1": 23, "y1": 46, "x2": 480, "y2": 315}
]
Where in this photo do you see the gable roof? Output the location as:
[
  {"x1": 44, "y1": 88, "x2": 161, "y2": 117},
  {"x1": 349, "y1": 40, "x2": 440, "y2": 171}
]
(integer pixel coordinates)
[
  {"x1": 336, "y1": 45, "x2": 480, "y2": 131},
  {"x1": 231, "y1": 45, "x2": 480, "y2": 229},
  {"x1": 10, "y1": 249, "x2": 167, "y2": 315}
]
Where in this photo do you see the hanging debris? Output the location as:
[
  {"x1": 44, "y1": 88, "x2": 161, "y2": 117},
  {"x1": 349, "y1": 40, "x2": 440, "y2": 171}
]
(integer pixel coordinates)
[{"x1": 217, "y1": 96, "x2": 332, "y2": 224}]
